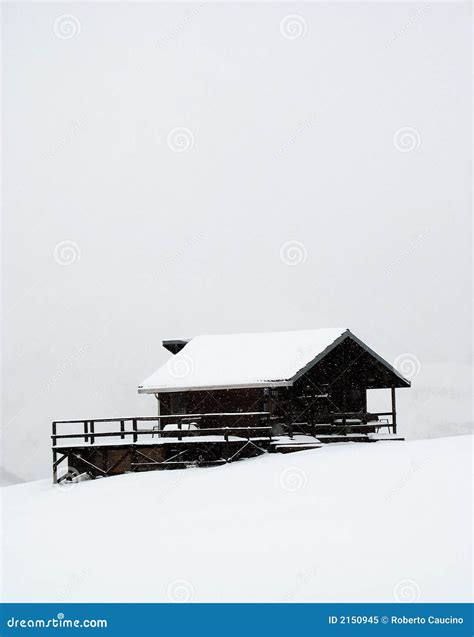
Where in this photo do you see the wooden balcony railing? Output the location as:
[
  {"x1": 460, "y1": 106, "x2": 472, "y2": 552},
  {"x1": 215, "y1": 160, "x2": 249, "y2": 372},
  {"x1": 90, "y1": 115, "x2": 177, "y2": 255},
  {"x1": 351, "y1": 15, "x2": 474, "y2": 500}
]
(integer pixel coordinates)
[{"x1": 51, "y1": 412, "x2": 272, "y2": 446}]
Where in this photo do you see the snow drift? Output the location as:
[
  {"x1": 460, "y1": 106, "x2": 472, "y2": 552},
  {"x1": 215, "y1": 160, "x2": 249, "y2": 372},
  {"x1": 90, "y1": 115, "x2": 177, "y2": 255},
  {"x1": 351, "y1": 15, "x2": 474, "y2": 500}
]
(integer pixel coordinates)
[{"x1": 2, "y1": 436, "x2": 472, "y2": 602}]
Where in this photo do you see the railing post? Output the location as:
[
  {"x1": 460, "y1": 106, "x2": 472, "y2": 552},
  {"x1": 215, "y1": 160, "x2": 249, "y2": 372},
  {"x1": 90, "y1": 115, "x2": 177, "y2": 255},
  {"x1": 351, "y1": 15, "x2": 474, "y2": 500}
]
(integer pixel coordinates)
[
  {"x1": 52, "y1": 450, "x2": 58, "y2": 484},
  {"x1": 89, "y1": 421, "x2": 95, "y2": 445},
  {"x1": 52, "y1": 422, "x2": 58, "y2": 484},
  {"x1": 120, "y1": 420, "x2": 125, "y2": 440},
  {"x1": 84, "y1": 421, "x2": 89, "y2": 443},
  {"x1": 391, "y1": 387, "x2": 397, "y2": 435},
  {"x1": 286, "y1": 388, "x2": 294, "y2": 439},
  {"x1": 224, "y1": 427, "x2": 230, "y2": 461},
  {"x1": 133, "y1": 419, "x2": 138, "y2": 443},
  {"x1": 178, "y1": 418, "x2": 182, "y2": 441}
]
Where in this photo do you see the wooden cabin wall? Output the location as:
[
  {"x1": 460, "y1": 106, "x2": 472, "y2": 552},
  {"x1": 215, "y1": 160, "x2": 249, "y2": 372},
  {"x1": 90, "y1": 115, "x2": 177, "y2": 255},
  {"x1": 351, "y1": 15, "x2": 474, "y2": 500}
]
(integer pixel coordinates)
[
  {"x1": 292, "y1": 340, "x2": 373, "y2": 417},
  {"x1": 292, "y1": 338, "x2": 398, "y2": 418},
  {"x1": 157, "y1": 388, "x2": 265, "y2": 427}
]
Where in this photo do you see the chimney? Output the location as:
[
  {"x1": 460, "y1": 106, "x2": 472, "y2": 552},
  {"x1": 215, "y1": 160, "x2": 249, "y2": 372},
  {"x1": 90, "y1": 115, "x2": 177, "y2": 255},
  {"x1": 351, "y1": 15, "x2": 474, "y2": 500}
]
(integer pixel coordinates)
[{"x1": 162, "y1": 339, "x2": 189, "y2": 355}]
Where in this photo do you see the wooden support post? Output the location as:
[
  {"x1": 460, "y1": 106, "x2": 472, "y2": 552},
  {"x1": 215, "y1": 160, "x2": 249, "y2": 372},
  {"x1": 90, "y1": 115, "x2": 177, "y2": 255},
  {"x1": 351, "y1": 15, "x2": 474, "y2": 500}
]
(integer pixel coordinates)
[
  {"x1": 391, "y1": 387, "x2": 397, "y2": 435},
  {"x1": 89, "y1": 421, "x2": 95, "y2": 444},
  {"x1": 132, "y1": 419, "x2": 138, "y2": 443},
  {"x1": 342, "y1": 382, "x2": 347, "y2": 432},
  {"x1": 53, "y1": 452, "x2": 67, "y2": 484},
  {"x1": 84, "y1": 421, "x2": 89, "y2": 443},
  {"x1": 52, "y1": 422, "x2": 57, "y2": 483},
  {"x1": 155, "y1": 394, "x2": 161, "y2": 433},
  {"x1": 286, "y1": 388, "x2": 294, "y2": 439},
  {"x1": 120, "y1": 420, "x2": 125, "y2": 440},
  {"x1": 309, "y1": 402, "x2": 315, "y2": 437},
  {"x1": 225, "y1": 427, "x2": 230, "y2": 461},
  {"x1": 52, "y1": 449, "x2": 58, "y2": 483},
  {"x1": 178, "y1": 418, "x2": 182, "y2": 441}
]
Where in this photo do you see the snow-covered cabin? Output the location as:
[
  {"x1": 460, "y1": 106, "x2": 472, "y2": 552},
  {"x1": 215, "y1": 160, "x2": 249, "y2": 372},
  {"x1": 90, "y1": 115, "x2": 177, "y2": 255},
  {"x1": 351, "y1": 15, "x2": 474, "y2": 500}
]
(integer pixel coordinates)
[{"x1": 138, "y1": 328, "x2": 410, "y2": 436}]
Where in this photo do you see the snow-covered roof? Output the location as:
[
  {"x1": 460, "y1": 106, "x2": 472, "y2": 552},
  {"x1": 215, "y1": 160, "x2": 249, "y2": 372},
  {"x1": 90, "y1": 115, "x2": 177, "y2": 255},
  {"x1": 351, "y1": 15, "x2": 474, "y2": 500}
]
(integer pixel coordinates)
[
  {"x1": 138, "y1": 327, "x2": 411, "y2": 394},
  {"x1": 139, "y1": 327, "x2": 354, "y2": 393}
]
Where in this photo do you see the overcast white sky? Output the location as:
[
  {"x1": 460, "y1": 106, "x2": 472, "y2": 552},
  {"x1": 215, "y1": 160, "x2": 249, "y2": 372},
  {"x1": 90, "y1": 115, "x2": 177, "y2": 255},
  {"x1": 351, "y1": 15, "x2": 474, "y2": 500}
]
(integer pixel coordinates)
[{"x1": 2, "y1": 1, "x2": 472, "y2": 481}]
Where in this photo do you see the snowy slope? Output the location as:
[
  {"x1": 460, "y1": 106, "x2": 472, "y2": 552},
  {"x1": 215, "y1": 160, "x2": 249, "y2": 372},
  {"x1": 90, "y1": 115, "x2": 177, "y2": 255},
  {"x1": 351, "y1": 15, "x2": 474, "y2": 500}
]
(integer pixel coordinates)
[{"x1": 2, "y1": 436, "x2": 472, "y2": 602}]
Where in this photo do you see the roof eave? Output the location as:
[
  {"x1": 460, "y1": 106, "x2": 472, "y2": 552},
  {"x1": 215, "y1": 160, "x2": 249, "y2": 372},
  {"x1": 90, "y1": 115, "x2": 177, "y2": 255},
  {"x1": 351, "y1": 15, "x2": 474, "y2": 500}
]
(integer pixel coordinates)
[{"x1": 138, "y1": 380, "x2": 293, "y2": 394}]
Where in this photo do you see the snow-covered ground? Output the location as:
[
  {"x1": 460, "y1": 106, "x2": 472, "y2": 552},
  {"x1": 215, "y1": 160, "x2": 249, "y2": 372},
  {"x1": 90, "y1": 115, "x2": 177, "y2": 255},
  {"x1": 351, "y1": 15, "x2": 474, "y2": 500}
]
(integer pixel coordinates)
[{"x1": 2, "y1": 436, "x2": 472, "y2": 602}]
